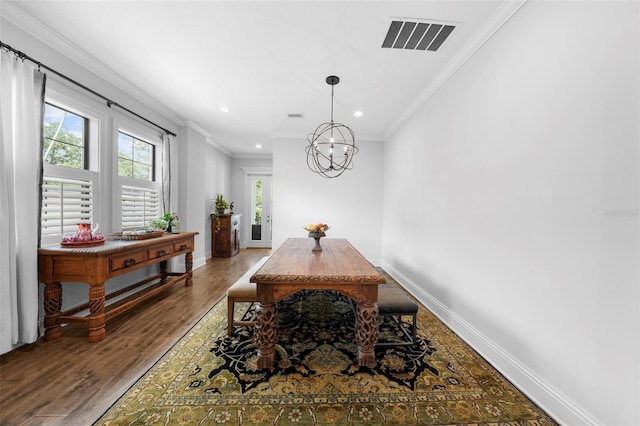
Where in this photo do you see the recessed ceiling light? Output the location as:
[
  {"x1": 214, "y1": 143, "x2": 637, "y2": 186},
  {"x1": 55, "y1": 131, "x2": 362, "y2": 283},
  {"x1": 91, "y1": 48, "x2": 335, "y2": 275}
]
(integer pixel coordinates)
[
  {"x1": 354, "y1": 111, "x2": 363, "y2": 117},
  {"x1": 220, "y1": 107, "x2": 229, "y2": 113},
  {"x1": 256, "y1": 144, "x2": 262, "y2": 149}
]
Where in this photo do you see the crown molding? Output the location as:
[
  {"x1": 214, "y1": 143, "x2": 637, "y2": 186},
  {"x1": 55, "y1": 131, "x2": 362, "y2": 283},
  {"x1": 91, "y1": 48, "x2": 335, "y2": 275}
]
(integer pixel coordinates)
[
  {"x1": 184, "y1": 121, "x2": 270, "y2": 158},
  {"x1": 183, "y1": 121, "x2": 233, "y2": 157},
  {"x1": 205, "y1": 137, "x2": 233, "y2": 157},
  {"x1": 1, "y1": 2, "x2": 183, "y2": 126},
  {"x1": 185, "y1": 120, "x2": 212, "y2": 138},
  {"x1": 239, "y1": 167, "x2": 272, "y2": 175},
  {"x1": 383, "y1": 0, "x2": 528, "y2": 140},
  {"x1": 233, "y1": 153, "x2": 273, "y2": 160}
]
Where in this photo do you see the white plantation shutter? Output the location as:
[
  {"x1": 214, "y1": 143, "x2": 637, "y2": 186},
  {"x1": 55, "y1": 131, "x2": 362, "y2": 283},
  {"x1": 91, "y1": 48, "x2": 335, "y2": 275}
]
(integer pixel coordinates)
[
  {"x1": 41, "y1": 177, "x2": 93, "y2": 237},
  {"x1": 121, "y1": 185, "x2": 160, "y2": 229}
]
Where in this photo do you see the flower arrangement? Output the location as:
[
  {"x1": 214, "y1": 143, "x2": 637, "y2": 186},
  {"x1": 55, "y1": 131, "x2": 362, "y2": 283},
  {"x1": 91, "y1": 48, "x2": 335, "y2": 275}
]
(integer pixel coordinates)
[
  {"x1": 164, "y1": 212, "x2": 180, "y2": 232},
  {"x1": 163, "y1": 212, "x2": 179, "y2": 225},
  {"x1": 304, "y1": 223, "x2": 329, "y2": 234}
]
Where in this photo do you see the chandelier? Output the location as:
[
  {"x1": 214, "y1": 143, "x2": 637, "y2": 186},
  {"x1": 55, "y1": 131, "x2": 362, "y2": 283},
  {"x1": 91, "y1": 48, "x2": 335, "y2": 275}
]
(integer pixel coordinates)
[{"x1": 306, "y1": 76, "x2": 358, "y2": 178}]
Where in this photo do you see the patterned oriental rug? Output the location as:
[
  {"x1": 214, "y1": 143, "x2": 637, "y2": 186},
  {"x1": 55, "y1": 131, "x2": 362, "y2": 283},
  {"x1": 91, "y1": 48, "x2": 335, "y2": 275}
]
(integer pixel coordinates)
[{"x1": 95, "y1": 289, "x2": 556, "y2": 425}]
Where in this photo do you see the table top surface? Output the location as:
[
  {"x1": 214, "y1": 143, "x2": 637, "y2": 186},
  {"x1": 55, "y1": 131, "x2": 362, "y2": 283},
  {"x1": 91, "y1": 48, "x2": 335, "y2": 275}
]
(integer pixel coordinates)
[
  {"x1": 38, "y1": 231, "x2": 198, "y2": 255},
  {"x1": 251, "y1": 238, "x2": 385, "y2": 285}
]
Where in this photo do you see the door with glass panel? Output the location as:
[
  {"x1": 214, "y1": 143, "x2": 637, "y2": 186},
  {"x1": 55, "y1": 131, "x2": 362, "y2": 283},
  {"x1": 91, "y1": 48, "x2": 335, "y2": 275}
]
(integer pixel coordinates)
[{"x1": 247, "y1": 174, "x2": 272, "y2": 248}]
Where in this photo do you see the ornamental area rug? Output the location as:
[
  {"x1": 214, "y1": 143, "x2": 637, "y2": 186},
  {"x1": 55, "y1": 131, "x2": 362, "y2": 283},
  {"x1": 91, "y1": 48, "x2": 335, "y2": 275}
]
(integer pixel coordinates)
[{"x1": 95, "y1": 288, "x2": 556, "y2": 425}]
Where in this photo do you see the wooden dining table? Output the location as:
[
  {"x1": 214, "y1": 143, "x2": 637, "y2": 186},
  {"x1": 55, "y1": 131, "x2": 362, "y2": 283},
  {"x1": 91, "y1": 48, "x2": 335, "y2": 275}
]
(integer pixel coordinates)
[{"x1": 250, "y1": 237, "x2": 386, "y2": 369}]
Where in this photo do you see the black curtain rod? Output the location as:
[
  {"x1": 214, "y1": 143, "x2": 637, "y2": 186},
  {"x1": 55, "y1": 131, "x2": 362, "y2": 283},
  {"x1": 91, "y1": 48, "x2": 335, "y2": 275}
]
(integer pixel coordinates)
[{"x1": 0, "y1": 41, "x2": 177, "y2": 137}]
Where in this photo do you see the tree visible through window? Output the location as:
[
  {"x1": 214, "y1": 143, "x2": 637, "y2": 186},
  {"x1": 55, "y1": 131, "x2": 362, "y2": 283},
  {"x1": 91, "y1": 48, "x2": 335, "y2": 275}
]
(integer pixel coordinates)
[
  {"x1": 254, "y1": 179, "x2": 263, "y2": 225},
  {"x1": 118, "y1": 132, "x2": 154, "y2": 181},
  {"x1": 43, "y1": 103, "x2": 87, "y2": 169}
]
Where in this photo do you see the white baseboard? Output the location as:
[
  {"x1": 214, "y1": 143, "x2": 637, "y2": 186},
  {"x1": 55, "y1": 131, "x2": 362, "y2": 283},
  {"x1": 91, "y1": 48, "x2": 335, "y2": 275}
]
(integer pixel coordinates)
[
  {"x1": 381, "y1": 261, "x2": 601, "y2": 426},
  {"x1": 192, "y1": 255, "x2": 206, "y2": 270},
  {"x1": 173, "y1": 255, "x2": 206, "y2": 271},
  {"x1": 368, "y1": 257, "x2": 382, "y2": 267}
]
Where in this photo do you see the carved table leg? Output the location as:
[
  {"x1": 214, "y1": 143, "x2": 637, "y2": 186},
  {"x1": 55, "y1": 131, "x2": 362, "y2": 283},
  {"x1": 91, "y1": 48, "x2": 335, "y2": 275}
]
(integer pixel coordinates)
[
  {"x1": 43, "y1": 281, "x2": 63, "y2": 341},
  {"x1": 87, "y1": 284, "x2": 106, "y2": 342},
  {"x1": 160, "y1": 259, "x2": 168, "y2": 281},
  {"x1": 254, "y1": 301, "x2": 277, "y2": 369},
  {"x1": 185, "y1": 252, "x2": 193, "y2": 287},
  {"x1": 355, "y1": 302, "x2": 379, "y2": 368}
]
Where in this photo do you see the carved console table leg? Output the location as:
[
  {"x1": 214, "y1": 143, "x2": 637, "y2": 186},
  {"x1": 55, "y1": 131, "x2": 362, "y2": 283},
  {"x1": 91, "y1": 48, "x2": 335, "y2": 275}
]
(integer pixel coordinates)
[
  {"x1": 185, "y1": 252, "x2": 193, "y2": 286},
  {"x1": 254, "y1": 302, "x2": 277, "y2": 369},
  {"x1": 43, "y1": 281, "x2": 63, "y2": 341},
  {"x1": 87, "y1": 284, "x2": 106, "y2": 342},
  {"x1": 355, "y1": 302, "x2": 379, "y2": 368},
  {"x1": 160, "y1": 259, "x2": 168, "y2": 281}
]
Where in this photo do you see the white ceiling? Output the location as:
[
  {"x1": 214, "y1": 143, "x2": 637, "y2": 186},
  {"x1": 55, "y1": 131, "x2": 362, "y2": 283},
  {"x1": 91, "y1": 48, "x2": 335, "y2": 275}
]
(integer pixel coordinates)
[{"x1": 4, "y1": 1, "x2": 509, "y2": 156}]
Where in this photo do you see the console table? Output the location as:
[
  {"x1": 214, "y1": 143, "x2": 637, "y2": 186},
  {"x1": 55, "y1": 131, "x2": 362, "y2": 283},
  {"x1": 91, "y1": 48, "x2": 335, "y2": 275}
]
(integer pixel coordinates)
[{"x1": 38, "y1": 231, "x2": 198, "y2": 342}]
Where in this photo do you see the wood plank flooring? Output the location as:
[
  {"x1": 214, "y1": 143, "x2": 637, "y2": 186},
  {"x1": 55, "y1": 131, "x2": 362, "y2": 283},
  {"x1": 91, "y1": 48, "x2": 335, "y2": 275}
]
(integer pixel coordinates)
[{"x1": 0, "y1": 248, "x2": 271, "y2": 426}]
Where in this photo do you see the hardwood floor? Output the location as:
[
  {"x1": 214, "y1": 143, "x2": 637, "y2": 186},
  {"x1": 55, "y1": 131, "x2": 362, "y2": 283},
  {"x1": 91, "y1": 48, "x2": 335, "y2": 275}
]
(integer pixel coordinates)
[{"x1": 0, "y1": 248, "x2": 271, "y2": 426}]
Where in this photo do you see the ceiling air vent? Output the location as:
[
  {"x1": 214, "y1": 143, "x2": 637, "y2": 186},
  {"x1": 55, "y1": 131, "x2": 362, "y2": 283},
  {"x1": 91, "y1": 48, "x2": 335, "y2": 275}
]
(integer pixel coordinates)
[
  {"x1": 382, "y1": 19, "x2": 455, "y2": 51},
  {"x1": 288, "y1": 113, "x2": 304, "y2": 118}
]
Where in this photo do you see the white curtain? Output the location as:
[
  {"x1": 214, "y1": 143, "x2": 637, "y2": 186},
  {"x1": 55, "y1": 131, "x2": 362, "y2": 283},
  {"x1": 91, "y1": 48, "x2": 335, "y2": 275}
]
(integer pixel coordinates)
[
  {"x1": 162, "y1": 133, "x2": 173, "y2": 214},
  {"x1": 0, "y1": 50, "x2": 46, "y2": 354}
]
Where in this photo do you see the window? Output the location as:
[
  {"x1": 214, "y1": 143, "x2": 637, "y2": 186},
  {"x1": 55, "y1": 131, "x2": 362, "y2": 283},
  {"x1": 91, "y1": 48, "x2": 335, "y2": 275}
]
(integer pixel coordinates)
[
  {"x1": 43, "y1": 103, "x2": 88, "y2": 169},
  {"x1": 41, "y1": 100, "x2": 97, "y2": 245},
  {"x1": 118, "y1": 129, "x2": 161, "y2": 229},
  {"x1": 39, "y1": 94, "x2": 164, "y2": 243},
  {"x1": 41, "y1": 177, "x2": 93, "y2": 237},
  {"x1": 118, "y1": 132, "x2": 155, "y2": 181},
  {"x1": 121, "y1": 185, "x2": 160, "y2": 229}
]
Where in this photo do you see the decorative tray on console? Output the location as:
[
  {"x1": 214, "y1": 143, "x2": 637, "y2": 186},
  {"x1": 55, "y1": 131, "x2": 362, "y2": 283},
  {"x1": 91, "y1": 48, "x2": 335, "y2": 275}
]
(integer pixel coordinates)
[
  {"x1": 60, "y1": 239, "x2": 106, "y2": 248},
  {"x1": 110, "y1": 231, "x2": 166, "y2": 241}
]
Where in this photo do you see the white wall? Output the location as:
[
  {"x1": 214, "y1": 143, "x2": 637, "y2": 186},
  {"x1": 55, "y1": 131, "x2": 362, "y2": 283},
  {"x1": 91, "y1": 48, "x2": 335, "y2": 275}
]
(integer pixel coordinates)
[
  {"x1": 382, "y1": 1, "x2": 639, "y2": 425},
  {"x1": 177, "y1": 128, "x2": 235, "y2": 262},
  {"x1": 200, "y1": 140, "x2": 233, "y2": 258},
  {"x1": 272, "y1": 138, "x2": 384, "y2": 263}
]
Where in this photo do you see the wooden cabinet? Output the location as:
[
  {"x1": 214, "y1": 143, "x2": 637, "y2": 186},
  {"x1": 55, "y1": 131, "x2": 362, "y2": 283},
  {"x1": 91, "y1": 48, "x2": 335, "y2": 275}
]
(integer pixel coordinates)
[{"x1": 212, "y1": 214, "x2": 240, "y2": 257}]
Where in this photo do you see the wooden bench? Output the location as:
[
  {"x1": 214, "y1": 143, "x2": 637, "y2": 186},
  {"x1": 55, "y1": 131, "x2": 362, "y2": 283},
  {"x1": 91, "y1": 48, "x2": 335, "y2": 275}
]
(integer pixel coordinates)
[
  {"x1": 227, "y1": 256, "x2": 270, "y2": 336},
  {"x1": 376, "y1": 283, "x2": 418, "y2": 347}
]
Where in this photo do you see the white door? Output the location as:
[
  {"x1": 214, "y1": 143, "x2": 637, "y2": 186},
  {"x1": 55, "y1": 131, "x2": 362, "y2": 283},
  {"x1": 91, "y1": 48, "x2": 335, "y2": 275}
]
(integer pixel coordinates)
[{"x1": 246, "y1": 174, "x2": 272, "y2": 248}]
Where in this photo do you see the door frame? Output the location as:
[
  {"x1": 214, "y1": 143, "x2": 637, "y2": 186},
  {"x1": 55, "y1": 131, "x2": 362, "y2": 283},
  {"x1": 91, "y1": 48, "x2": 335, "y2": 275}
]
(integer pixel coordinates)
[{"x1": 242, "y1": 167, "x2": 272, "y2": 248}]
